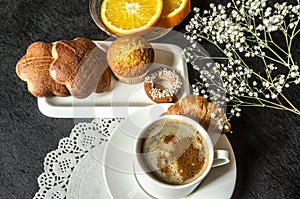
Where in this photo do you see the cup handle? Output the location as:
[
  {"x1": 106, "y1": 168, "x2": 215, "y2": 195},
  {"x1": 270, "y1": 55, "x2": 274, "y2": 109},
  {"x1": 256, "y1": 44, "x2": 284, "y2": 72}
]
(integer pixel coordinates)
[{"x1": 212, "y1": 150, "x2": 230, "y2": 168}]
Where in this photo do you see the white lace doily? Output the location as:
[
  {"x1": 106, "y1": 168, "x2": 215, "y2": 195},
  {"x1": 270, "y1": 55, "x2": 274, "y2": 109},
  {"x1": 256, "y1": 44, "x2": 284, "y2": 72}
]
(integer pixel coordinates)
[{"x1": 33, "y1": 118, "x2": 124, "y2": 199}]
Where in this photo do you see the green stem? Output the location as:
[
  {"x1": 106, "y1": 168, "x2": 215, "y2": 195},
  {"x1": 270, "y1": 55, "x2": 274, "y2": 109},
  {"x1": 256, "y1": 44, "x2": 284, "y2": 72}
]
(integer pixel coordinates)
[
  {"x1": 293, "y1": 28, "x2": 300, "y2": 37},
  {"x1": 267, "y1": 32, "x2": 290, "y2": 67},
  {"x1": 191, "y1": 44, "x2": 228, "y2": 60},
  {"x1": 257, "y1": 48, "x2": 283, "y2": 106},
  {"x1": 279, "y1": 92, "x2": 299, "y2": 113},
  {"x1": 269, "y1": 40, "x2": 289, "y2": 56},
  {"x1": 256, "y1": 52, "x2": 288, "y2": 66},
  {"x1": 204, "y1": 36, "x2": 229, "y2": 56},
  {"x1": 231, "y1": 95, "x2": 300, "y2": 115},
  {"x1": 279, "y1": 24, "x2": 293, "y2": 67},
  {"x1": 287, "y1": 18, "x2": 300, "y2": 66},
  {"x1": 193, "y1": 56, "x2": 229, "y2": 61},
  {"x1": 249, "y1": 30, "x2": 289, "y2": 66}
]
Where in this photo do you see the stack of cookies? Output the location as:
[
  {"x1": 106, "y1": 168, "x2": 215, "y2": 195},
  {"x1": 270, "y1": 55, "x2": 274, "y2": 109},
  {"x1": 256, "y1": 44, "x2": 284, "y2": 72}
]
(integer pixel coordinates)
[{"x1": 16, "y1": 37, "x2": 111, "y2": 99}]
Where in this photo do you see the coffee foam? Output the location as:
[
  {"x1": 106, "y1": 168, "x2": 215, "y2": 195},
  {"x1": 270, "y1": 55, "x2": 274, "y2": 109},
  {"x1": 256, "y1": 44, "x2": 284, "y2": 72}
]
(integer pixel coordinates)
[{"x1": 141, "y1": 119, "x2": 209, "y2": 185}]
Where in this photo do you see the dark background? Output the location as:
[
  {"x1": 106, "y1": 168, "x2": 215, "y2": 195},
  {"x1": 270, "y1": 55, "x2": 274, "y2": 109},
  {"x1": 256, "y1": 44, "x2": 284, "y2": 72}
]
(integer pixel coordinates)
[{"x1": 0, "y1": 0, "x2": 299, "y2": 198}]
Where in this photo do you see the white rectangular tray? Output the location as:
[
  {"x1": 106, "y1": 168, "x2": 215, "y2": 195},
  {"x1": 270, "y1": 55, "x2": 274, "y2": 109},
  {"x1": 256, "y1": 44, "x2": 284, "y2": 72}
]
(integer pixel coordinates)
[{"x1": 38, "y1": 41, "x2": 190, "y2": 118}]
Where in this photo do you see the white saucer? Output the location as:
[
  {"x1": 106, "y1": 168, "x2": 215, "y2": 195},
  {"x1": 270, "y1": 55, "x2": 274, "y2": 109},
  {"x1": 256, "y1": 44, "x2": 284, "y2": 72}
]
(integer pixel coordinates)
[{"x1": 103, "y1": 104, "x2": 237, "y2": 199}]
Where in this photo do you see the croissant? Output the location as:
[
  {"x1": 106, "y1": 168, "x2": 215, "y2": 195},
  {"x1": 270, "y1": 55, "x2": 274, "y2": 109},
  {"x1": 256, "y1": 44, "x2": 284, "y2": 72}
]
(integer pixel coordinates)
[{"x1": 163, "y1": 95, "x2": 231, "y2": 134}]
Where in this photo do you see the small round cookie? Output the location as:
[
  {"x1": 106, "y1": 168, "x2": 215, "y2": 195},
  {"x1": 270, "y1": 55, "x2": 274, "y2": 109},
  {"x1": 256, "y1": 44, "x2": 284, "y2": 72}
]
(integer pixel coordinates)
[
  {"x1": 107, "y1": 35, "x2": 154, "y2": 84},
  {"x1": 144, "y1": 65, "x2": 183, "y2": 103}
]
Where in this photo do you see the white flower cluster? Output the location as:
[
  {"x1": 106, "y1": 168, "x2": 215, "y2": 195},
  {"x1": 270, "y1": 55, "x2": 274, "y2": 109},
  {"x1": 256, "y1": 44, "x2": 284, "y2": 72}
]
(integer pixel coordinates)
[{"x1": 184, "y1": 0, "x2": 300, "y2": 118}]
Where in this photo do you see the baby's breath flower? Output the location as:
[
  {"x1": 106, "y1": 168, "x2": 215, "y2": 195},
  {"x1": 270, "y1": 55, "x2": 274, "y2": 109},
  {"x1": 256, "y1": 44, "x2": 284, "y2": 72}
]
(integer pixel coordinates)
[{"x1": 184, "y1": 0, "x2": 300, "y2": 118}]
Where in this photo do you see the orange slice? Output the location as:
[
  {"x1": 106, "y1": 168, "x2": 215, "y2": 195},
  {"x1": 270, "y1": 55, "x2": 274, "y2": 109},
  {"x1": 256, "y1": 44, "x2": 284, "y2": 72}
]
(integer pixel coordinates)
[
  {"x1": 156, "y1": 0, "x2": 191, "y2": 28},
  {"x1": 100, "y1": 0, "x2": 163, "y2": 36}
]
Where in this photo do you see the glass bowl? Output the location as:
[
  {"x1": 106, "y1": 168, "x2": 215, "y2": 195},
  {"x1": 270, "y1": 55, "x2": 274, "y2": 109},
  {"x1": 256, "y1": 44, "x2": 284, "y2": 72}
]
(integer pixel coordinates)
[{"x1": 89, "y1": 0, "x2": 172, "y2": 40}]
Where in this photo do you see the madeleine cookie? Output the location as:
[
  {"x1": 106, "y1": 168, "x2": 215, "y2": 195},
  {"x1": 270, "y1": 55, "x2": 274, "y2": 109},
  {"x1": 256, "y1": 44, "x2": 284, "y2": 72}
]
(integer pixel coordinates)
[
  {"x1": 50, "y1": 37, "x2": 111, "y2": 98},
  {"x1": 16, "y1": 42, "x2": 70, "y2": 97}
]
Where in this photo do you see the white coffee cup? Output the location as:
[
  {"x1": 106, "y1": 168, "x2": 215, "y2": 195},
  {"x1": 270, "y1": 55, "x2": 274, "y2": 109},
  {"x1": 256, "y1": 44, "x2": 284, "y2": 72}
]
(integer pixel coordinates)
[{"x1": 133, "y1": 115, "x2": 230, "y2": 199}]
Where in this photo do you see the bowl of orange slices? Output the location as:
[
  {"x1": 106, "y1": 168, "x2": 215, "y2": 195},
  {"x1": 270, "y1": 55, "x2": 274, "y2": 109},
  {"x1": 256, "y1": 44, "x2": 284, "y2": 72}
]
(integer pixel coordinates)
[{"x1": 89, "y1": 0, "x2": 191, "y2": 40}]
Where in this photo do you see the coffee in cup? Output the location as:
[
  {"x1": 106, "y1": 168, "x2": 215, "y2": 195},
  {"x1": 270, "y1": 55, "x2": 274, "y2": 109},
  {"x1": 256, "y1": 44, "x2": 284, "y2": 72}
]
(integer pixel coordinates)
[
  {"x1": 133, "y1": 115, "x2": 230, "y2": 199},
  {"x1": 139, "y1": 118, "x2": 210, "y2": 185}
]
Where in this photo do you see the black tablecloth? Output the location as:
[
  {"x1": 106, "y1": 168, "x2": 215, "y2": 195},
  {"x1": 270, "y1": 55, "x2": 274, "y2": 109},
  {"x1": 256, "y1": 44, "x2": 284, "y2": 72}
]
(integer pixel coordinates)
[{"x1": 1, "y1": 0, "x2": 299, "y2": 198}]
